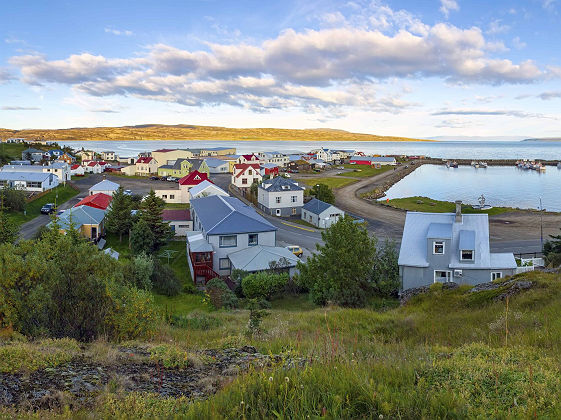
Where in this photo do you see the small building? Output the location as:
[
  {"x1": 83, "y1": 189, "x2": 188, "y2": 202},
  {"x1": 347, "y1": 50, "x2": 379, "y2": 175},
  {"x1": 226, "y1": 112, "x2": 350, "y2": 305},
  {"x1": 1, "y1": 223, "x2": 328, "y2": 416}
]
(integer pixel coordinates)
[
  {"x1": 287, "y1": 159, "x2": 312, "y2": 173},
  {"x1": 120, "y1": 165, "x2": 136, "y2": 176},
  {"x1": 1, "y1": 162, "x2": 70, "y2": 183},
  {"x1": 101, "y1": 151, "x2": 116, "y2": 161},
  {"x1": 70, "y1": 164, "x2": 85, "y2": 176},
  {"x1": 135, "y1": 156, "x2": 159, "y2": 176},
  {"x1": 83, "y1": 161, "x2": 103, "y2": 174},
  {"x1": 0, "y1": 172, "x2": 59, "y2": 192},
  {"x1": 74, "y1": 193, "x2": 113, "y2": 211},
  {"x1": 162, "y1": 209, "x2": 193, "y2": 236},
  {"x1": 45, "y1": 149, "x2": 65, "y2": 159},
  {"x1": 51, "y1": 205, "x2": 106, "y2": 241},
  {"x1": 398, "y1": 203, "x2": 517, "y2": 290},
  {"x1": 258, "y1": 176, "x2": 304, "y2": 217},
  {"x1": 57, "y1": 152, "x2": 76, "y2": 164},
  {"x1": 187, "y1": 159, "x2": 210, "y2": 175},
  {"x1": 236, "y1": 154, "x2": 261, "y2": 164},
  {"x1": 228, "y1": 245, "x2": 299, "y2": 277},
  {"x1": 76, "y1": 150, "x2": 95, "y2": 161},
  {"x1": 232, "y1": 163, "x2": 262, "y2": 190},
  {"x1": 21, "y1": 148, "x2": 45, "y2": 162},
  {"x1": 301, "y1": 198, "x2": 344, "y2": 228},
  {"x1": 155, "y1": 170, "x2": 211, "y2": 204},
  {"x1": 89, "y1": 179, "x2": 120, "y2": 196},
  {"x1": 151, "y1": 149, "x2": 194, "y2": 166},
  {"x1": 188, "y1": 180, "x2": 229, "y2": 200},
  {"x1": 260, "y1": 163, "x2": 279, "y2": 177},
  {"x1": 117, "y1": 156, "x2": 136, "y2": 165},
  {"x1": 205, "y1": 158, "x2": 230, "y2": 174},
  {"x1": 157, "y1": 158, "x2": 192, "y2": 178},
  {"x1": 349, "y1": 156, "x2": 397, "y2": 166}
]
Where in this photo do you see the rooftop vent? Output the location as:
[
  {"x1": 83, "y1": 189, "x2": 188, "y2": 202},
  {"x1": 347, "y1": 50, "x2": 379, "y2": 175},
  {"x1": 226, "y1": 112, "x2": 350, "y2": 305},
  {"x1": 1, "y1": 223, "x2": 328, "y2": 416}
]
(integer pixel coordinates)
[{"x1": 455, "y1": 200, "x2": 462, "y2": 223}]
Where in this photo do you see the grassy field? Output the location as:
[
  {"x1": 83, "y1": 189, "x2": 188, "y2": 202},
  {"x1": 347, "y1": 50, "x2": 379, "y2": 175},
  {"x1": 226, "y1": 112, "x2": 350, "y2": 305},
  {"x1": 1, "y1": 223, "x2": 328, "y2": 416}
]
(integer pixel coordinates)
[
  {"x1": 295, "y1": 176, "x2": 357, "y2": 189},
  {"x1": 3, "y1": 271, "x2": 561, "y2": 418},
  {"x1": 164, "y1": 203, "x2": 190, "y2": 209},
  {"x1": 337, "y1": 164, "x2": 394, "y2": 178},
  {"x1": 0, "y1": 125, "x2": 427, "y2": 142},
  {"x1": 0, "y1": 142, "x2": 28, "y2": 162},
  {"x1": 383, "y1": 196, "x2": 517, "y2": 215},
  {"x1": 7, "y1": 185, "x2": 79, "y2": 227},
  {"x1": 283, "y1": 218, "x2": 317, "y2": 229}
]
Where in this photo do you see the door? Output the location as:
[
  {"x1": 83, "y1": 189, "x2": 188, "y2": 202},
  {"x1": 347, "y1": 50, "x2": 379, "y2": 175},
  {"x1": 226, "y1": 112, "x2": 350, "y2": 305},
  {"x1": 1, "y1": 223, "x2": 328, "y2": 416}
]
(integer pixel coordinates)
[
  {"x1": 276, "y1": 209, "x2": 281, "y2": 216},
  {"x1": 434, "y1": 270, "x2": 452, "y2": 283},
  {"x1": 91, "y1": 226, "x2": 97, "y2": 240}
]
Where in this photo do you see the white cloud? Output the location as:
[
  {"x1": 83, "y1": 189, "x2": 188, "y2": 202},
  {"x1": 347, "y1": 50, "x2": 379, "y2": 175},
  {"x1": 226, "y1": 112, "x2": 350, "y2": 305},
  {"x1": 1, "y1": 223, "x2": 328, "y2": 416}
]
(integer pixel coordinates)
[
  {"x1": 512, "y1": 36, "x2": 526, "y2": 49},
  {"x1": 440, "y1": 0, "x2": 459, "y2": 18},
  {"x1": 487, "y1": 19, "x2": 510, "y2": 35},
  {"x1": 104, "y1": 27, "x2": 134, "y2": 36},
  {"x1": 1, "y1": 106, "x2": 40, "y2": 111}
]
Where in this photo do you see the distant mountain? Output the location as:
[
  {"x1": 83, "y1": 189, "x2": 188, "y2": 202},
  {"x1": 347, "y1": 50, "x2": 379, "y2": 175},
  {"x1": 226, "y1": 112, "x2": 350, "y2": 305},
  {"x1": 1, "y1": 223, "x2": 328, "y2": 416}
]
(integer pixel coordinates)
[
  {"x1": 428, "y1": 135, "x2": 529, "y2": 141},
  {"x1": 522, "y1": 137, "x2": 561, "y2": 142},
  {"x1": 0, "y1": 124, "x2": 428, "y2": 142}
]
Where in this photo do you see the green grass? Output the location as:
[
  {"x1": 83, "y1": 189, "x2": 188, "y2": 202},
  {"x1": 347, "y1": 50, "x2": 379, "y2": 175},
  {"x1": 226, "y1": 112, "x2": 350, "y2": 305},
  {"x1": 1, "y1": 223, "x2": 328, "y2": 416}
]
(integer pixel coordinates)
[
  {"x1": 383, "y1": 196, "x2": 516, "y2": 215},
  {"x1": 7, "y1": 185, "x2": 79, "y2": 227},
  {"x1": 283, "y1": 218, "x2": 317, "y2": 229},
  {"x1": 0, "y1": 142, "x2": 28, "y2": 162},
  {"x1": 295, "y1": 177, "x2": 357, "y2": 189},
  {"x1": 164, "y1": 203, "x2": 190, "y2": 209},
  {"x1": 153, "y1": 293, "x2": 207, "y2": 316},
  {"x1": 0, "y1": 338, "x2": 80, "y2": 373},
  {"x1": 337, "y1": 164, "x2": 394, "y2": 178}
]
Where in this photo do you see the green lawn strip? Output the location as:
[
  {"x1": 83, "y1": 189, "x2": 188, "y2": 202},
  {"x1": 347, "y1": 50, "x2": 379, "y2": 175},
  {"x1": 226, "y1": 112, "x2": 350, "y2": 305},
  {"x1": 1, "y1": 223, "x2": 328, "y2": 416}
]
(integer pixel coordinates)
[
  {"x1": 164, "y1": 203, "x2": 190, "y2": 209},
  {"x1": 7, "y1": 185, "x2": 79, "y2": 227},
  {"x1": 382, "y1": 196, "x2": 515, "y2": 216},
  {"x1": 153, "y1": 293, "x2": 208, "y2": 316},
  {"x1": 0, "y1": 143, "x2": 28, "y2": 162},
  {"x1": 107, "y1": 173, "x2": 152, "y2": 180},
  {"x1": 295, "y1": 177, "x2": 357, "y2": 189},
  {"x1": 337, "y1": 164, "x2": 394, "y2": 178},
  {"x1": 284, "y1": 218, "x2": 318, "y2": 229}
]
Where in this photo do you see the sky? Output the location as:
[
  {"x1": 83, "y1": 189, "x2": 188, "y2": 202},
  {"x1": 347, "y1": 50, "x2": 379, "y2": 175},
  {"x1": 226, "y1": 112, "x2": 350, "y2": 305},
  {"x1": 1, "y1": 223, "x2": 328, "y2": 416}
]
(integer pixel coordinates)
[{"x1": 1, "y1": 0, "x2": 561, "y2": 138}]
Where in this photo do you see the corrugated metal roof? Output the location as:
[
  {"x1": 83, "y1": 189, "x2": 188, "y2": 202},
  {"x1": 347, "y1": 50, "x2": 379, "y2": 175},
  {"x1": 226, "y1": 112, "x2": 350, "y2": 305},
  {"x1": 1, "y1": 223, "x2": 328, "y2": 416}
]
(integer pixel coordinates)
[
  {"x1": 191, "y1": 195, "x2": 276, "y2": 235},
  {"x1": 0, "y1": 172, "x2": 53, "y2": 182},
  {"x1": 426, "y1": 223, "x2": 453, "y2": 239},
  {"x1": 162, "y1": 209, "x2": 191, "y2": 221},
  {"x1": 187, "y1": 231, "x2": 213, "y2": 252},
  {"x1": 51, "y1": 205, "x2": 106, "y2": 230},
  {"x1": 89, "y1": 179, "x2": 120, "y2": 191},
  {"x1": 189, "y1": 180, "x2": 228, "y2": 198},
  {"x1": 228, "y1": 245, "x2": 299, "y2": 272},
  {"x1": 261, "y1": 176, "x2": 304, "y2": 192},
  {"x1": 302, "y1": 198, "x2": 333, "y2": 215},
  {"x1": 458, "y1": 230, "x2": 476, "y2": 250},
  {"x1": 205, "y1": 158, "x2": 227, "y2": 168}
]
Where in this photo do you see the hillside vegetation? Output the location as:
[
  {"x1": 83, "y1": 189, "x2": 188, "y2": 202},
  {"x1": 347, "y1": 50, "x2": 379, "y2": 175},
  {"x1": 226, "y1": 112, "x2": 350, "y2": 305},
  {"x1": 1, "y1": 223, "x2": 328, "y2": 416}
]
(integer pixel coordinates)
[{"x1": 0, "y1": 124, "x2": 426, "y2": 142}]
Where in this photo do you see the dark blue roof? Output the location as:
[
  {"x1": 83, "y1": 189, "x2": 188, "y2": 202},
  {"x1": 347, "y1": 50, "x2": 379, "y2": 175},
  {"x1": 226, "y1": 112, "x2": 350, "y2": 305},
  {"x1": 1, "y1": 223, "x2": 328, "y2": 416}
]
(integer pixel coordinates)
[
  {"x1": 302, "y1": 198, "x2": 333, "y2": 215},
  {"x1": 261, "y1": 176, "x2": 304, "y2": 192},
  {"x1": 191, "y1": 195, "x2": 277, "y2": 235}
]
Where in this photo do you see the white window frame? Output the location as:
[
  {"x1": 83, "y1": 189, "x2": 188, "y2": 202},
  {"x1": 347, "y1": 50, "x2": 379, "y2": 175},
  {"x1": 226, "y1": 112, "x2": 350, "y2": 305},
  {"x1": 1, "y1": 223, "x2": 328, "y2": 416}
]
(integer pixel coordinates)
[
  {"x1": 219, "y1": 258, "x2": 231, "y2": 270},
  {"x1": 275, "y1": 196, "x2": 281, "y2": 204},
  {"x1": 291, "y1": 195, "x2": 298, "y2": 203},
  {"x1": 248, "y1": 233, "x2": 258, "y2": 246},
  {"x1": 460, "y1": 249, "x2": 474, "y2": 261},
  {"x1": 434, "y1": 270, "x2": 452, "y2": 283},
  {"x1": 276, "y1": 209, "x2": 281, "y2": 216},
  {"x1": 491, "y1": 272, "x2": 503, "y2": 281},
  {"x1": 433, "y1": 241, "x2": 445, "y2": 255},
  {"x1": 219, "y1": 235, "x2": 237, "y2": 248}
]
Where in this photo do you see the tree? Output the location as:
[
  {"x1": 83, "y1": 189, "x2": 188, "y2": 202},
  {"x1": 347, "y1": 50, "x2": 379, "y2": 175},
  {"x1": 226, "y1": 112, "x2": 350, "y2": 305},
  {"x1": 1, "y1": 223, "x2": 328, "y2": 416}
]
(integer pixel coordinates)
[
  {"x1": 130, "y1": 218, "x2": 155, "y2": 255},
  {"x1": 151, "y1": 260, "x2": 182, "y2": 296},
  {"x1": 105, "y1": 187, "x2": 133, "y2": 242},
  {"x1": 140, "y1": 190, "x2": 172, "y2": 250},
  {"x1": 242, "y1": 271, "x2": 288, "y2": 300},
  {"x1": 1, "y1": 187, "x2": 26, "y2": 212},
  {"x1": 372, "y1": 239, "x2": 400, "y2": 297},
  {"x1": 298, "y1": 216, "x2": 377, "y2": 307},
  {"x1": 309, "y1": 183, "x2": 335, "y2": 204},
  {"x1": 0, "y1": 210, "x2": 18, "y2": 245}
]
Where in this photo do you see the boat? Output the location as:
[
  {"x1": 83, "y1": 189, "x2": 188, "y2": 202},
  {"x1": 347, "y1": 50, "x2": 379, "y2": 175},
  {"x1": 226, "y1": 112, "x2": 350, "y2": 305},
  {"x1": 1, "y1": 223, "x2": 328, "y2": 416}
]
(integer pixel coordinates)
[
  {"x1": 450, "y1": 161, "x2": 458, "y2": 168},
  {"x1": 471, "y1": 161, "x2": 478, "y2": 167},
  {"x1": 557, "y1": 162, "x2": 561, "y2": 169},
  {"x1": 479, "y1": 161, "x2": 488, "y2": 168}
]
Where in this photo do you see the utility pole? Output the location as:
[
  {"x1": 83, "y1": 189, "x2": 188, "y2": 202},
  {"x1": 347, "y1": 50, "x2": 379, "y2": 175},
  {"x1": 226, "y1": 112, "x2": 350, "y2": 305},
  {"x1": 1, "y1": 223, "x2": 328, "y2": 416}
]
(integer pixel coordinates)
[{"x1": 540, "y1": 197, "x2": 544, "y2": 253}]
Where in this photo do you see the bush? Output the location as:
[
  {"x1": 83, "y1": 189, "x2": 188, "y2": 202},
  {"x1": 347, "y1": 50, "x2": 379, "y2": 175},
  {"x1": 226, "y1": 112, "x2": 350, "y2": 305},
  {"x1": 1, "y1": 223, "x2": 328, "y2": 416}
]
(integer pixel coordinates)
[
  {"x1": 372, "y1": 239, "x2": 400, "y2": 298},
  {"x1": 205, "y1": 278, "x2": 238, "y2": 310},
  {"x1": 242, "y1": 272, "x2": 289, "y2": 300},
  {"x1": 151, "y1": 261, "x2": 182, "y2": 296},
  {"x1": 130, "y1": 253, "x2": 154, "y2": 290},
  {"x1": 0, "y1": 187, "x2": 26, "y2": 211}
]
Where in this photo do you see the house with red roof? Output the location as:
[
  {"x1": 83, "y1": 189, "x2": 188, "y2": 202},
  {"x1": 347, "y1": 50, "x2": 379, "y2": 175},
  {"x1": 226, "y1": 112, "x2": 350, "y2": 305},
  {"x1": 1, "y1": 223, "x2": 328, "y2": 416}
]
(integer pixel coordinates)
[
  {"x1": 74, "y1": 193, "x2": 113, "y2": 211},
  {"x1": 162, "y1": 209, "x2": 193, "y2": 236},
  {"x1": 135, "y1": 156, "x2": 159, "y2": 176},
  {"x1": 232, "y1": 163, "x2": 262, "y2": 190},
  {"x1": 70, "y1": 164, "x2": 85, "y2": 176},
  {"x1": 236, "y1": 154, "x2": 261, "y2": 164},
  {"x1": 82, "y1": 161, "x2": 103, "y2": 174},
  {"x1": 155, "y1": 170, "x2": 211, "y2": 204}
]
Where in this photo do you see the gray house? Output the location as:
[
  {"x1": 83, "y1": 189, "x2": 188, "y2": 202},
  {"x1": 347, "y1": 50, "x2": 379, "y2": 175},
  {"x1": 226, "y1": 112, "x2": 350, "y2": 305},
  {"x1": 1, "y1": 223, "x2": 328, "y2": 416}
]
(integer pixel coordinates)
[
  {"x1": 301, "y1": 198, "x2": 345, "y2": 228},
  {"x1": 398, "y1": 202, "x2": 517, "y2": 290},
  {"x1": 21, "y1": 148, "x2": 45, "y2": 162},
  {"x1": 257, "y1": 176, "x2": 304, "y2": 217}
]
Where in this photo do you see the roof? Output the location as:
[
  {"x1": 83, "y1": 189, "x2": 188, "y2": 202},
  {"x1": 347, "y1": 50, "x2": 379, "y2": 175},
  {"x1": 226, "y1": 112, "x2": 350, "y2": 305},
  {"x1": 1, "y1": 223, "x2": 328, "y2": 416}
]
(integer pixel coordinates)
[
  {"x1": 23, "y1": 148, "x2": 44, "y2": 153},
  {"x1": 187, "y1": 159, "x2": 206, "y2": 171},
  {"x1": 136, "y1": 156, "x2": 155, "y2": 164},
  {"x1": 0, "y1": 172, "x2": 53, "y2": 182},
  {"x1": 71, "y1": 164, "x2": 81, "y2": 170},
  {"x1": 186, "y1": 231, "x2": 214, "y2": 253},
  {"x1": 228, "y1": 245, "x2": 299, "y2": 272},
  {"x1": 74, "y1": 193, "x2": 113, "y2": 210},
  {"x1": 205, "y1": 158, "x2": 228, "y2": 168},
  {"x1": 398, "y1": 212, "x2": 517, "y2": 270},
  {"x1": 242, "y1": 154, "x2": 258, "y2": 160},
  {"x1": 162, "y1": 209, "x2": 192, "y2": 221},
  {"x1": 153, "y1": 148, "x2": 175, "y2": 153},
  {"x1": 261, "y1": 163, "x2": 279, "y2": 169},
  {"x1": 178, "y1": 170, "x2": 210, "y2": 186},
  {"x1": 234, "y1": 163, "x2": 260, "y2": 178},
  {"x1": 350, "y1": 156, "x2": 396, "y2": 162},
  {"x1": 302, "y1": 198, "x2": 337, "y2": 215},
  {"x1": 189, "y1": 180, "x2": 228, "y2": 198},
  {"x1": 87, "y1": 161, "x2": 100, "y2": 167},
  {"x1": 260, "y1": 176, "x2": 304, "y2": 192},
  {"x1": 89, "y1": 179, "x2": 120, "y2": 192},
  {"x1": 104, "y1": 248, "x2": 119, "y2": 259},
  {"x1": 191, "y1": 195, "x2": 276, "y2": 235},
  {"x1": 52, "y1": 205, "x2": 106, "y2": 229}
]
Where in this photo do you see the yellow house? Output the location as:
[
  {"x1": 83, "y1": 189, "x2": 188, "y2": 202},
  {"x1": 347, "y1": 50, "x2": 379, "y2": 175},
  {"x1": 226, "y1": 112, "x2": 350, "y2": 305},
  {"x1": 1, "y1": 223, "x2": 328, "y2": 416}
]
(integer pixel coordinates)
[
  {"x1": 151, "y1": 149, "x2": 194, "y2": 166},
  {"x1": 48, "y1": 205, "x2": 106, "y2": 241}
]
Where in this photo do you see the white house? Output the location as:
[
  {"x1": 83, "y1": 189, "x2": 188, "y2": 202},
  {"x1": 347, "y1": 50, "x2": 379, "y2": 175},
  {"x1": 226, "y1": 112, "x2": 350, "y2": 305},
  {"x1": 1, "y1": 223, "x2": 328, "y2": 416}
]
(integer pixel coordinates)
[
  {"x1": 232, "y1": 163, "x2": 262, "y2": 189},
  {"x1": 301, "y1": 198, "x2": 345, "y2": 228},
  {"x1": 258, "y1": 152, "x2": 290, "y2": 166},
  {"x1": 0, "y1": 172, "x2": 59, "y2": 192},
  {"x1": 188, "y1": 180, "x2": 229, "y2": 200},
  {"x1": 0, "y1": 162, "x2": 70, "y2": 183},
  {"x1": 70, "y1": 164, "x2": 85, "y2": 176},
  {"x1": 257, "y1": 176, "x2": 304, "y2": 217},
  {"x1": 89, "y1": 179, "x2": 120, "y2": 196},
  {"x1": 83, "y1": 161, "x2": 104, "y2": 174},
  {"x1": 162, "y1": 209, "x2": 193, "y2": 236},
  {"x1": 135, "y1": 157, "x2": 159, "y2": 176},
  {"x1": 101, "y1": 151, "x2": 116, "y2": 161},
  {"x1": 205, "y1": 158, "x2": 230, "y2": 174},
  {"x1": 236, "y1": 154, "x2": 261, "y2": 164}
]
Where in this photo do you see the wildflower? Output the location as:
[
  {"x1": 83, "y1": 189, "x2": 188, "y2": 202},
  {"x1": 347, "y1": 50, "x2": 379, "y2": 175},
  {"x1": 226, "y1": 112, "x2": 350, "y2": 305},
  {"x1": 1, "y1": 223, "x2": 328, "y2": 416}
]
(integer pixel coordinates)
[
  {"x1": 269, "y1": 376, "x2": 273, "y2": 382},
  {"x1": 285, "y1": 376, "x2": 290, "y2": 382},
  {"x1": 379, "y1": 415, "x2": 384, "y2": 419},
  {"x1": 240, "y1": 401, "x2": 244, "y2": 405}
]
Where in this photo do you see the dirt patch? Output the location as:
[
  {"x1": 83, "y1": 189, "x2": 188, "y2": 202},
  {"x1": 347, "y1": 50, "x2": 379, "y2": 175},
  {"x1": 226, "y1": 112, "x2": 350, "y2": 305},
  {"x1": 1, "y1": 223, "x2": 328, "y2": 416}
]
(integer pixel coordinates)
[{"x1": 0, "y1": 346, "x2": 305, "y2": 410}]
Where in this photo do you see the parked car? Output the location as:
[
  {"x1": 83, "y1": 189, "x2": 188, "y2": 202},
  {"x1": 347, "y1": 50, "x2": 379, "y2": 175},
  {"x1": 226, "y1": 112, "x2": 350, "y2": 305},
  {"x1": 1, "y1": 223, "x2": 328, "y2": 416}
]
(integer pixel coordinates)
[
  {"x1": 286, "y1": 245, "x2": 303, "y2": 258},
  {"x1": 124, "y1": 189, "x2": 133, "y2": 195},
  {"x1": 40, "y1": 203, "x2": 56, "y2": 214},
  {"x1": 166, "y1": 176, "x2": 178, "y2": 182},
  {"x1": 150, "y1": 176, "x2": 159, "y2": 180}
]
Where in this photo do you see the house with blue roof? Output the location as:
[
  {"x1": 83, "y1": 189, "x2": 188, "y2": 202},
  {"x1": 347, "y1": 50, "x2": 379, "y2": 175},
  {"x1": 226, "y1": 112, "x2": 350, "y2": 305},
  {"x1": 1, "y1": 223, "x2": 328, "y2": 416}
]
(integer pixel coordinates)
[
  {"x1": 205, "y1": 158, "x2": 230, "y2": 174},
  {"x1": 398, "y1": 202, "x2": 517, "y2": 290},
  {"x1": 188, "y1": 195, "x2": 278, "y2": 283},
  {"x1": 301, "y1": 198, "x2": 345, "y2": 228},
  {"x1": 48, "y1": 205, "x2": 107, "y2": 241},
  {"x1": 257, "y1": 176, "x2": 304, "y2": 217}
]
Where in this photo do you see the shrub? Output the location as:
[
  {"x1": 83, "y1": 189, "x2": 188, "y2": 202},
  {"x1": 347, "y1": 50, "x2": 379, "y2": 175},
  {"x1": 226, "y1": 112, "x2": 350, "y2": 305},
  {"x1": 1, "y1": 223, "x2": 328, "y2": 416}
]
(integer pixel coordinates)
[
  {"x1": 372, "y1": 239, "x2": 400, "y2": 298},
  {"x1": 130, "y1": 253, "x2": 154, "y2": 290},
  {"x1": 151, "y1": 261, "x2": 182, "y2": 296},
  {"x1": 205, "y1": 278, "x2": 238, "y2": 310},
  {"x1": 0, "y1": 338, "x2": 80, "y2": 373},
  {"x1": 149, "y1": 344, "x2": 196, "y2": 369},
  {"x1": 242, "y1": 272, "x2": 289, "y2": 300}
]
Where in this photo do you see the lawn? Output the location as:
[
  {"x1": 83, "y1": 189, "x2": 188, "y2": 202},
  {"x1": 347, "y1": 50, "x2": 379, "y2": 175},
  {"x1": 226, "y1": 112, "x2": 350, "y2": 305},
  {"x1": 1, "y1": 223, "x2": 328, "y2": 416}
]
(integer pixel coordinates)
[
  {"x1": 383, "y1": 196, "x2": 516, "y2": 216},
  {"x1": 164, "y1": 203, "x2": 190, "y2": 209},
  {"x1": 0, "y1": 142, "x2": 32, "y2": 162},
  {"x1": 7, "y1": 185, "x2": 79, "y2": 227},
  {"x1": 295, "y1": 177, "x2": 357, "y2": 189},
  {"x1": 283, "y1": 218, "x2": 318, "y2": 229},
  {"x1": 337, "y1": 164, "x2": 394, "y2": 178}
]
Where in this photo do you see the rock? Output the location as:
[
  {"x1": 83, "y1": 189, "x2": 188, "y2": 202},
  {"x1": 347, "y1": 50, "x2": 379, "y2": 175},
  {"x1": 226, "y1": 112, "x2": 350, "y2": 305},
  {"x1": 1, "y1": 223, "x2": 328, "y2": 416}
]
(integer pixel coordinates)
[
  {"x1": 400, "y1": 285, "x2": 430, "y2": 304},
  {"x1": 494, "y1": 281, "x2": 533, "y2": 301}
]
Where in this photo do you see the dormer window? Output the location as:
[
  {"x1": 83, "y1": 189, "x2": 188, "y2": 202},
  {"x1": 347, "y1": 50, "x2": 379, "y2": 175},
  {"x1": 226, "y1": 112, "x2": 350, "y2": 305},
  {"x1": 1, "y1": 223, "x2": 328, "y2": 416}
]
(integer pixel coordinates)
[
  {"x1": 433, "y1": 241, "x2": 445, "y2": 255},
  {"x1": 461, "y1": 250, "x2": 474, "y2": 261}
]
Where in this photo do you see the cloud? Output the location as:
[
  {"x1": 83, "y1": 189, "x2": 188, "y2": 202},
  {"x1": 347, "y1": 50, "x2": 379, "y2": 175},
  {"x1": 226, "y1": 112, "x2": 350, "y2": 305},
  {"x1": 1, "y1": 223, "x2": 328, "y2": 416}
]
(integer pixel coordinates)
[
  {"x1": 542, "y1": 0, "x2": 556, "y2": 10},
  {"x1": 517, "y1": 91, "x2": 561, "y2": 100},
  {"x1": 0, "y1": 68, "x2": 14, "y2": 83},
  {"x1": 104, "y1": 27, "x2": 133, "y2": 36},
  {"x1": 432, "y1": 109, "x2": 554, "y2": 119},
  {"x1": 90, "y1": 109, "x2": 120, "y2": 113},
  {"x1": 512, "y1": 36, "x2": 526, "y2": 49},
  {"x1": 1, "y1": 106, "x2": 40, "y2": 111},
  {"x1": 440, "y1": 0, "x2": 459, "y2": 18},
  {"x1": 487, "y1": 19, "x2": 510, "y2": 35}
]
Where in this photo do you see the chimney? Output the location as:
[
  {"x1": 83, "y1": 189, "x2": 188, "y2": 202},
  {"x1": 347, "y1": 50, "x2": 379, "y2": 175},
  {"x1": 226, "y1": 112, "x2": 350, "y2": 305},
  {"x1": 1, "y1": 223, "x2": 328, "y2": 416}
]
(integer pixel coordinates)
[{"x1": 455, "y1": 200, "x2": 462, "y2": 223}]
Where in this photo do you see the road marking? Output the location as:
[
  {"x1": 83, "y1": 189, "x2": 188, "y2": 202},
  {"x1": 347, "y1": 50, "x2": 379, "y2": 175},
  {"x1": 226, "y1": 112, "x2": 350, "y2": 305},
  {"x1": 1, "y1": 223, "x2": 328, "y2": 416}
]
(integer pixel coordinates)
[{"x1": 280, "y1": 222, "x2": 316, "y2": 232}]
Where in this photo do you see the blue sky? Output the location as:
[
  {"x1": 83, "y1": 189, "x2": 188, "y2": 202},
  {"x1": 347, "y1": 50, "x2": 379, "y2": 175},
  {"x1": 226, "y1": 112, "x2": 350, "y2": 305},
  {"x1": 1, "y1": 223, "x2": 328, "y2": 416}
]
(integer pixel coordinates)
[{"x1": 1, "y1": 0, "x2": 560, "y2": 138}]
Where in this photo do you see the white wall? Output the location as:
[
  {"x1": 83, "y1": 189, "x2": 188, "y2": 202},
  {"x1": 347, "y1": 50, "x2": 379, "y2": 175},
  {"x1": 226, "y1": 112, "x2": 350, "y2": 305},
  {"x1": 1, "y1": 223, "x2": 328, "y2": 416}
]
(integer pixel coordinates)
[
  {"x1": 169, "y1": 220, "x2": 193, "y2": 236},
  {"x1": 258, "y1": 188, "x2": 303, "y2": 210}
]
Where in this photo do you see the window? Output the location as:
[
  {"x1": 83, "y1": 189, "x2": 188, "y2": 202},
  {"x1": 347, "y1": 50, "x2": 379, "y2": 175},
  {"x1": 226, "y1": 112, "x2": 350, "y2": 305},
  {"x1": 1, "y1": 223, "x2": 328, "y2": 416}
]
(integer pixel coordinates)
[
  {"x1": 434, "y1": 270, "x2": 452, "y2": 283},
  {"x1": 162, "y1": 195, "x2": 168, "y2": 199},
  {"x1": 242, "y1": 178, "x2": 248, "y2": 185},
  {"x1": 219, "y1": 258, "x2": 231, "y2": 270},
  {"x1": 433, "y1": 241, "x2": 445, "y2": 255},
  {"x1": 291, "y1": 195, "x2": 298, "y2": 203},
  {"x1": 248, "y1": 234, "x2": 258, "y2": 246},
  {"x1": 276, "y1": 209, "x2": 281, "y2": 216},
  {"x1": 275, "y1": 196, "x2": 281, "y2": 204},
  {"x1": 170, "y1": 195, "x2": 175, "y2": 200},
  {"x1": 219, "y1": 235, "x2": 237, "y2": 248},
  {"x1": 178, "y1": 225, "x2": 190, "y2": 229},
  {"x1": 461, "y1": 250, "x2": 474, "y2": 261},
  {"x1": 491, "y1": 272, "x2": 502, "y2": 281},
  {"x1": 248, "y1": 170, "x2": 253, "y2": 175},
  {"x1": 291, "y1": 207, "x2": 297, "y2": 215}
]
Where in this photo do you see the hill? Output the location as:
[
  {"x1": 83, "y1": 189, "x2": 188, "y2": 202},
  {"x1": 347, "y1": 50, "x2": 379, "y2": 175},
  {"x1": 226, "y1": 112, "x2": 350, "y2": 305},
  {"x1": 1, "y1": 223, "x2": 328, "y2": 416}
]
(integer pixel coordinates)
[
  {"x1": 0, "y1": 124, "x2": 427, "y2": 142},
  {"x1": 523, "y1": 137, "x2": 561, "y2": 142}
]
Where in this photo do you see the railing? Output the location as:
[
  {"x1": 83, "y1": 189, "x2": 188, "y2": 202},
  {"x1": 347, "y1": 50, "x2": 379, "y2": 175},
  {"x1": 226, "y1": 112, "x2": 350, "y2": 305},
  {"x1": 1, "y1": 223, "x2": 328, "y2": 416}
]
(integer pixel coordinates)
[
  {"x1": 192, "y1": 262, "x2": 220, "y2": 284},
  {"x1": 515, "y1": 266, "x2": 535, "y2": 274}
]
